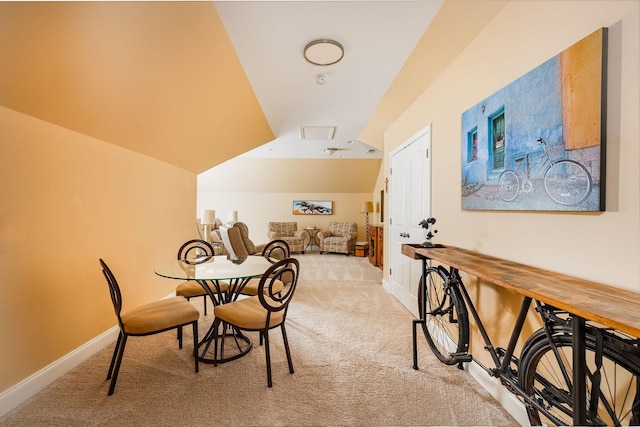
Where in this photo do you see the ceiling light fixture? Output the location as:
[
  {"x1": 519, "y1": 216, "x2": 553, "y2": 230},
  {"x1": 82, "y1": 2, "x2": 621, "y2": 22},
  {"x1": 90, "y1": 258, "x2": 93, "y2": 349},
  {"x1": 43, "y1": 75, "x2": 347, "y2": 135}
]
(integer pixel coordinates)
[
  {"x1": 324, "y1": 147, "x2": 338, "y2": 155},
  {"x1": 304, "y1": 39, "x2": 344, "y2": 66}
]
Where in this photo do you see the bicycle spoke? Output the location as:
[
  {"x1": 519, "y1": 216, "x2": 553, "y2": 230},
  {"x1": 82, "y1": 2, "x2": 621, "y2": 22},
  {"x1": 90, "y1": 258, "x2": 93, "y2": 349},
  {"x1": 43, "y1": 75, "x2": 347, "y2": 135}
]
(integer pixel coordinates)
[
  {"x1": 498, "y1": 170, "x2": 519, "y2": 201},
  {"x1": 544, "y1": 160, "x2": 592, "y2": 205},
  {"x1": 521, "y1": 330, "x2": 640, "y2": 425}
]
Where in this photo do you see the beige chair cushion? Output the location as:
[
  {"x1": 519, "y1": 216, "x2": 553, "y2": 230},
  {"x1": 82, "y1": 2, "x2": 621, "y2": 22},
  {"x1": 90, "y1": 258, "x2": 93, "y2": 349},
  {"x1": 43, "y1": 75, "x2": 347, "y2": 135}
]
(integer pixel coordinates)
[
  {"x1": 241, "y1": 278, "x2": 285, "y2": 296},
  {"x1": 176, "y1": 280, "x2": 230, "y2": 298},
  {"x1": 121, "y1": 296, "x2": 199, "y2": 335},
  {"x1": 214, "y1": 296, "x2": 284, "y2": 330}
]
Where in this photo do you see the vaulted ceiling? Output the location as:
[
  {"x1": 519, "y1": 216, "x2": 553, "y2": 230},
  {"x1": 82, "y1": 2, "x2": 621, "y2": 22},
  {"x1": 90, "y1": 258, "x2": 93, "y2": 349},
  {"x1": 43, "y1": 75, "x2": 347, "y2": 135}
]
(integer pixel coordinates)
[
  {"x1": 0, "y1": 2, "x2": 272, "y2": 174},
  {"x1": 0, "y1": 1, "x2": 506, "y2": 177}
]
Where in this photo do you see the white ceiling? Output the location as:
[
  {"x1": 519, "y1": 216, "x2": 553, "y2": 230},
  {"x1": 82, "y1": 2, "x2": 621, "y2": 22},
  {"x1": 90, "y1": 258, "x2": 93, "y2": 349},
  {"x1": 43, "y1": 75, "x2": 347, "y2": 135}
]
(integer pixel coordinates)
[{"x1": 214, "y1": 1, "x2": 443, "y2": 159}]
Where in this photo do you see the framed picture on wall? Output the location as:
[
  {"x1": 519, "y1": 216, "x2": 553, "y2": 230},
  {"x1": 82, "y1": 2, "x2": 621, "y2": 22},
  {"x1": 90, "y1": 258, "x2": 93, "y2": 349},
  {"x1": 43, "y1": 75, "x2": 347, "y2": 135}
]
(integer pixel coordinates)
[
  {"x1": 293, "y1": 200, "x2": 333, "y2": 215},
  {"x1": 460, "y1": 27, "x2": 607, "y2": 212}
]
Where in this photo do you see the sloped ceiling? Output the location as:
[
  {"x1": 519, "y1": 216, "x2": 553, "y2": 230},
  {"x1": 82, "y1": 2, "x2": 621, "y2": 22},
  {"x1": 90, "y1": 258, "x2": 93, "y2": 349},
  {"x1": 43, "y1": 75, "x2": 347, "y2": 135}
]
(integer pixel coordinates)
[
  {"x1": 0, "y1": 2, "x2": 273, "y2": 174},
  {"x1": 0, "y1": 0, "x2": 508, "y2": 190}
]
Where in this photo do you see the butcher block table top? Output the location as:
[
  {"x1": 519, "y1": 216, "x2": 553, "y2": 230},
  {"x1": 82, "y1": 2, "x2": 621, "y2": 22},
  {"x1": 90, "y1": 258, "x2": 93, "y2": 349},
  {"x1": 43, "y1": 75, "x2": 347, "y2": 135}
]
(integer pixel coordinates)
[{"x1": 402, "y1": 243, "x2": 640, "y2": 338}]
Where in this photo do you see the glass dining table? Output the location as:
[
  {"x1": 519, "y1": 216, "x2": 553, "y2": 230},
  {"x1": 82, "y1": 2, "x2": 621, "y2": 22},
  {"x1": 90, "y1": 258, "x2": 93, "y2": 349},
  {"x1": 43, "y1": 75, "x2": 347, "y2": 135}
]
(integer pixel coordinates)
[{"x1": 155, "y1": 255, "x2": 271, "y2": 364}]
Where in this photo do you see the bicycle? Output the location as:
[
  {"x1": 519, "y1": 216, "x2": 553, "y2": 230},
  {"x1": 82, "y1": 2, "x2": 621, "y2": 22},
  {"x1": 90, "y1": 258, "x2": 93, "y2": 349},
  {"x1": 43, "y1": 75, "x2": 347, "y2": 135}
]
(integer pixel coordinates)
[
  {"x1": 413, "y1": 264, "x2": 640, "y2": 426},
  {"x1": 497, "y1": 138, "x2": 592, "y2": 205}
]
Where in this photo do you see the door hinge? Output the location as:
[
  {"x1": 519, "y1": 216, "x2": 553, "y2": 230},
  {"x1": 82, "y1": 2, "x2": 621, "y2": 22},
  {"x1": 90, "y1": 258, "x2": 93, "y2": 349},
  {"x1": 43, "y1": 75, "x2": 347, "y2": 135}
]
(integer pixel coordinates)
[
  {"x1": 426, "y1": 148, "x2": 429, "y2": 158},
  {"x1": 389, "y1": 267, "x2": 392, "y2": 276}
]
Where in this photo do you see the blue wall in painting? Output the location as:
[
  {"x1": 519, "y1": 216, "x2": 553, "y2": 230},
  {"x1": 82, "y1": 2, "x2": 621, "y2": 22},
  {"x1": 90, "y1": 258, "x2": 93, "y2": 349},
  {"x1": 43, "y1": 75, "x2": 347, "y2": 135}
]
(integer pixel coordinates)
[{"x1": 461, "y1": 55, "x2": 563, "y2": 187}]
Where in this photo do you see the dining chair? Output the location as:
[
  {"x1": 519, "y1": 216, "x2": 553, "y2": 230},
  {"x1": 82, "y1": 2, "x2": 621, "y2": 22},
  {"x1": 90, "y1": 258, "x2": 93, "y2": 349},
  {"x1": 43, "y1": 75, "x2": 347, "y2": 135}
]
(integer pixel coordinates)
[
  {"x1": 212, "y1": 257, "x2": 300, "y2": 387},
  {"x1": 175, "y1": 239, "x2": 215, "y2": 315},
  {"x1": 240, "y1": 239, "x2": 290, "y2": 296},
  {"x1": 99, "y1": 259, "x2": 200, "y2": 395}
]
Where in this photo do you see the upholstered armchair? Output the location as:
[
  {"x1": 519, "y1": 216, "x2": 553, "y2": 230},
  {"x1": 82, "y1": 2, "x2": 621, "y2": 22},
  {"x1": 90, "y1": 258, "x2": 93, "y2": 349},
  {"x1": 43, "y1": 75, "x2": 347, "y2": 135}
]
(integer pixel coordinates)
[
  {"x1": 317, "y1": 222, "x2": 358, "y2": 255},
  {"x1": 267, "y1": 222, "x2": 306, "y2": 254},
  {"x1": 219, "y1": 222, "x2": 266, "y2": 259}
]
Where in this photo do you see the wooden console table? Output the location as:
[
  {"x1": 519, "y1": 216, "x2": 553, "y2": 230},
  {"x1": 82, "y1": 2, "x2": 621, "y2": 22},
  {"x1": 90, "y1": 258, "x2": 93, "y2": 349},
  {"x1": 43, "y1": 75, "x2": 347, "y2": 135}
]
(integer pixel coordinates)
[
  {"x1": 403, "y1": 243, "x2": 640, "y2": 337},
  {"x1": 403, "y1": 243, "x2": 640, "y2": 424}
]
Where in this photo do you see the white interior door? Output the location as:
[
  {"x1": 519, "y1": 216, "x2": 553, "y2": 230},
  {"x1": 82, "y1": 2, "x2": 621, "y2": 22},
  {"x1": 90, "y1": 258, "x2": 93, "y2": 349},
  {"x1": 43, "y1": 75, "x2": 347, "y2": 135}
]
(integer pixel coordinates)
[{"x1": 389, "y1": 125, "x2": 432, "y2": 317}]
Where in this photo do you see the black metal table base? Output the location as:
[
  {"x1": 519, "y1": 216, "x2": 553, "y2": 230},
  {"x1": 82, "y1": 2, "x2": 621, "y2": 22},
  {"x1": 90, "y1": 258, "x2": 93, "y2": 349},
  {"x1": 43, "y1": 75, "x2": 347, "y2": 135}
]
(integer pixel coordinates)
[
  {"x1": 195, "y1": 278, "x2": 253, "y2": 364},
  {"x1": 198, "y1": 323, "x2": 252, "y2": 364}
]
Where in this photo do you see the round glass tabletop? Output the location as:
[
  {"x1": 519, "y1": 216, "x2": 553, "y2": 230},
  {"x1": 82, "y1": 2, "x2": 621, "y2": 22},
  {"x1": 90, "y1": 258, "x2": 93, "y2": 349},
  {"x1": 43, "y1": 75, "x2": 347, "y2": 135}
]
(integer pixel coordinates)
[{"x1": 154, "y1": 255, "x2": 271, "y2": 281}]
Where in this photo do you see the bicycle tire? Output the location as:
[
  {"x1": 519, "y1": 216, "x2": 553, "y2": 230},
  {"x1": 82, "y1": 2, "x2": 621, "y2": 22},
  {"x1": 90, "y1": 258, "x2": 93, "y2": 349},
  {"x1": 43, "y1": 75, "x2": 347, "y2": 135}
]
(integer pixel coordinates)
[
  {"x1": 519, "y1": 327, "x2": 640, "y2": 425},
  {"x1": 543, "y1": 159, "x2": 592, "y2": 205},
  {"x1": 417, "y1": 266, "x2": 470, "y2": 365},
  {"x1": 497, "y1": 170, "x2": 520, "y2": 202}
]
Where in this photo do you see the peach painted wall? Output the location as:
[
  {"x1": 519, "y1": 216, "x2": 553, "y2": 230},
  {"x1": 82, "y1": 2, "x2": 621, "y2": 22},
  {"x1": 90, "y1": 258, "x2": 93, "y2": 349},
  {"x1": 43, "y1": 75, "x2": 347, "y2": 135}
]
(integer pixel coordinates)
[{"x1": 0, "y1": 106, "x2": 196, "y2": 393}]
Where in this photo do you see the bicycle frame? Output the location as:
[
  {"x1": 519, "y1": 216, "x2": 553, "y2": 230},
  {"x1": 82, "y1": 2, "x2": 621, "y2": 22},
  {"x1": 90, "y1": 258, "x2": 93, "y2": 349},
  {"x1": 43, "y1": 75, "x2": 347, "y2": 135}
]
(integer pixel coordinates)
[
  {"x1": 409, "y1": 245, "x2": 640, "y2": 425},
  {"x1": 507, "y1": 140, "x2": 559, "y2": 188},
  {"x1": 417, "y1": 265, "x2": 594, "y2": 424}
]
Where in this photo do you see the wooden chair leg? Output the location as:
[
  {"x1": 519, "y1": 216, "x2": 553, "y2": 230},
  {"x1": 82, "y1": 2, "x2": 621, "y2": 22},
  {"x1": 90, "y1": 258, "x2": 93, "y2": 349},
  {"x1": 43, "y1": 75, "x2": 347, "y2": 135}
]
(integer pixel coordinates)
[{"x1": 178, "y1": 326, "x2": 183, "y2": 349}]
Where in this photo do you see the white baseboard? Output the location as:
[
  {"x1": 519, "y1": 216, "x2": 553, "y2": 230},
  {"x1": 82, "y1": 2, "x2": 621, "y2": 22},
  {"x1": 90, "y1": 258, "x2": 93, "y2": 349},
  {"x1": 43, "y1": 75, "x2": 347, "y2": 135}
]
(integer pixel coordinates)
[
  {"x1": 466, "y1": 360, "x2": 531, "y2": 426},
  {"x1": 0, "y1": 326, "x2": 119, "y2": 418},
  {"x1": 381, "y1": 277, "x2": 390, "y2": 292}
]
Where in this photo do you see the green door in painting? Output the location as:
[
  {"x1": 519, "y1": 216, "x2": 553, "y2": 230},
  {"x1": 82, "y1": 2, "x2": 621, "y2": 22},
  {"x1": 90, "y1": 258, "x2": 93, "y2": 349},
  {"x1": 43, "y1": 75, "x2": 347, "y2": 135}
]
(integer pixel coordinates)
[{"x1": 491, "y1": 112, "x2": 505, "y2": 170}]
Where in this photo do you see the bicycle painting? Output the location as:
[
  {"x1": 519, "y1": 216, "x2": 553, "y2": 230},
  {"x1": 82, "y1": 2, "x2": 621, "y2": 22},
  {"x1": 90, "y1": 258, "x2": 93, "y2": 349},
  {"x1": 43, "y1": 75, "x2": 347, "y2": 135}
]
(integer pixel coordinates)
[
  {"x1": 497, "y1": 138, "x2": 592, "y2": 206},
  {"x1": 460, "y1": 28, "x2": 606, "y2": 212}
]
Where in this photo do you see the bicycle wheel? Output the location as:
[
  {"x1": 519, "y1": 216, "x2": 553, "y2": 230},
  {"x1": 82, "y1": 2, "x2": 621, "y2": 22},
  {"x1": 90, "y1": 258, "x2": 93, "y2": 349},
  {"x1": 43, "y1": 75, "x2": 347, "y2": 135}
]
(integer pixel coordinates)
[
  {"x1": 520, "y1": 328, "x2": 640, "y2": 425},
  {"x1": 417, "y1": 267, "x2": 469, "y2": 365},
  {"x1": 497, "y1": 170, "x2": 520, "y2": 202},
  {"x1": 544, "y1": 159, "x2": 592, "y2": 205}
]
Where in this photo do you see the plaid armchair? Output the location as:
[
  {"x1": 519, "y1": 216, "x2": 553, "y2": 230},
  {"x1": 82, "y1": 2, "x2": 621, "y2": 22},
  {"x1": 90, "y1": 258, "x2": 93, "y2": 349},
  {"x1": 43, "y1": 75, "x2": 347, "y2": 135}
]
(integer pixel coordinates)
[
  {"x1": 317, "y1": 222, "x2": 358, "y2": 256},
  {"x1": 267, "y1": 222, "x2": 306, "y2": 254}
]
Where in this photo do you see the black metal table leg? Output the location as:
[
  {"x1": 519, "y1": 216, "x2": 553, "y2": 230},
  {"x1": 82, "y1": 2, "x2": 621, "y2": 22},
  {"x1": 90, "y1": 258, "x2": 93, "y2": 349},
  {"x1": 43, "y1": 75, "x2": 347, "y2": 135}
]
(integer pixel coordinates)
[{"x1": 572, "y1": 314, "x2": 586, "y2": 425}]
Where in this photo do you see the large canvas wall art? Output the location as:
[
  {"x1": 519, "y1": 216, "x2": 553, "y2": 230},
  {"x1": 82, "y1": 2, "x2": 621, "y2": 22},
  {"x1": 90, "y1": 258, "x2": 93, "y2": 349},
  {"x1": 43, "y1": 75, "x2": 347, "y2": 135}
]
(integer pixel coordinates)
[{"x1": 461, "y1": 28, "x2": 607, "y2": 212}]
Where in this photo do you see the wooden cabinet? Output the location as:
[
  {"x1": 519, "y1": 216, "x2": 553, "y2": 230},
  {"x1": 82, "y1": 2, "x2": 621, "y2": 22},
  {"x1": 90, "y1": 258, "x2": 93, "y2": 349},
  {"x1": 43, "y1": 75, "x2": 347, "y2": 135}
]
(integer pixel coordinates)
[
  {"x1": 368, "y1": 225, "x2": 383, "y2": 269},
  {"x1": 376, "y1": 226, "x2": 383, "y2": 267}
]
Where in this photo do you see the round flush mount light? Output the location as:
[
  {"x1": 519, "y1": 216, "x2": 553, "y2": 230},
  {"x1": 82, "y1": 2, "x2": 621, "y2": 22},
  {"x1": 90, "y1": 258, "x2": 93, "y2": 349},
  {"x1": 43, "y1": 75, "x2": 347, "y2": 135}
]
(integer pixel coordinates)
[{"x1": 304, "y1": 39, "x2": 344, "y2": 66}]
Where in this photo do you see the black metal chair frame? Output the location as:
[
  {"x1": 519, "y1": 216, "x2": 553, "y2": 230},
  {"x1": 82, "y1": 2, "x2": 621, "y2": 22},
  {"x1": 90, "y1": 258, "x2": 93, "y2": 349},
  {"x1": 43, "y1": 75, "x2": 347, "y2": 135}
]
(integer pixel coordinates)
[
  {"x1": 100, "y1": 259, "x2": 199, "y2": 395},
  {"x1": 262, "y1": 239, "x2": 291, "y2": 263},
  {"x1": 212, "y1": 257, "x2": 299, "y2": 387},
  {"x1": 177, "y1": 239, "x2": 215, "y2": 314}
]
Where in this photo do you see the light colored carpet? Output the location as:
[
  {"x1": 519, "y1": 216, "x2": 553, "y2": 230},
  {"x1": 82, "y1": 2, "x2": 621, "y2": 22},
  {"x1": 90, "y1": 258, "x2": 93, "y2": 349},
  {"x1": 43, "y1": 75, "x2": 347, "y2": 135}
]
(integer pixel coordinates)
[{"x1": 0, "y1": 253, "x2": 516, "y2": 426}]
